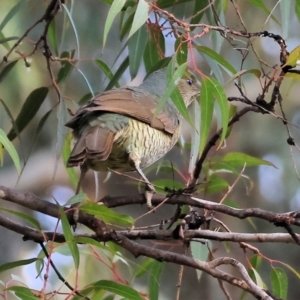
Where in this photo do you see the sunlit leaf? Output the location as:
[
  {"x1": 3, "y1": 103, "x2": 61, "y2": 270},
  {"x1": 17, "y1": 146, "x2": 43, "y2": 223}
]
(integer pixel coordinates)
[
  {"x1": 0, "y1": 128, "x2": 20, "y2": 173},
  {"x1": 223, "y1": 152, "x2": 276, "y2": 167},
  {"x1": 128, "y1": 0, "x2": 149, "y2": 39},
  {"x1": 271, "y1": 268, "x2": 288, "y2": 299},
  {"x1": 175, "y1": 36, "x2": 188, "y2": 66},
  {"x1": 250, "y1": 268, "x2": 265, "y2": 288},
  {"x1": 80, "y1": 202, "x2": 134, "y2": 226},
  {"x1": 103, "y1": 0, "x2": 126, "y2": 47},
  {"x1": 0, "y1": 258, "x2": 37, "y2": 274},
  {"x1": 93, "y1": 280, "x2": 143, "y2": 300},
  {"x1": 6, "y1": 286, "x2": 38, "y2": 300},
  {"x1": 284, "y1": 45, "x2": 300, "y2": 67}
]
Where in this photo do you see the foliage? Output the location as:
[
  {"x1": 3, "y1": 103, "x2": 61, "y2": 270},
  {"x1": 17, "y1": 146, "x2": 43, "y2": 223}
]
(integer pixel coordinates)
[{"x1": 1, "y1": 0, "x2": 300, "y2": 299}]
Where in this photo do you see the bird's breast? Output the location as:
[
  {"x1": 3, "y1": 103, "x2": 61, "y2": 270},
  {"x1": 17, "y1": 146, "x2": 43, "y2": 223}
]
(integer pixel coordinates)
[{"x1": 88, "y1": 119, "x2": 181, "y2": 172}]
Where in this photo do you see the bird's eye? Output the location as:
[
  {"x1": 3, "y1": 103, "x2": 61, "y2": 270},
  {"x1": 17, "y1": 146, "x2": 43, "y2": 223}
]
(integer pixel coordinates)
[{"x1": 186, "y1": 79, "x2": 193, "y2": 86}]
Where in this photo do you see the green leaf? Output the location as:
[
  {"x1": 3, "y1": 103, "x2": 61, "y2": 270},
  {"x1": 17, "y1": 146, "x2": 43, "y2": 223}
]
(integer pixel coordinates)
[
  {"x1": 47, "y1": 19, "x2": 58, "y2": 56},
  {"x1": 7, "y1": 87, "x2": 49, "y2": 141},
  {"x1": 151, "y1": 179, "x2": 184, "y2": 194},
  {"x1": 62, "y1": 132, "x2": 79, "y2": 188},
  {"x1": 134, "y1": 258, "x2": 154, "y2": 278},
  {"x1": 201, "y1": 174, "x2": 228, "y2": 194},
  {"x1": 6, "y1": 286, "x2": 39, "y2": 300},
  {"x1": 94, "y1": 280, "x2": 143, "y2": 300},
  {"x1": 223, "y1": 152, "x2": 276, "y2": 167},
  {"x1": 80, "y1": 203, "x2": 134, "y2": 226},
  {"x1": 284, "y1": 45, "x2": 300, "y2": 67},
  {"x1": 196, "y1": 46, "x2": 237, "y2": 75},
  {"x1": 128, "y1": 25, "x2": 148, "y2": 79},
  {"x1": 144, "y1": 25, "x2": 165, "y2": 73},
  {"x1": 0, "y1": 0, "x2": 26, "y2": 32},
  {"x1": 103, "y1": 0, "x2": 126, "y2": 47},
  {"x1": 175, "y1": 36, "x2": 188, "y2": 66},
  {"x1": 271, "y1": 268, "x2": 288, "y2": 299},
  {"x1": 128, "y1": 0, "x2": 149, "y2": 39},
  {"x1": 0, "y1": 258, "x2": 37, "y2": 274},
  {"x1": 105, "y1": 56, "x2": 129, "y2": 90},
  {"x1": 199, "y1": 78, "x2": 214, "y2": 155},
  {"x1": 208, "y1": 77, "x2": 229, "y2": 148},
  {"x1": 248, "y1": 0, "x2": 279, "y2": 24},
  {"x1": 0, "y1": 208, "x2": 41, "y2": 230},
  {"x1": 95, "y1": 59, "x2": 120, "y2": 87},
  {"x1": 250, "y1": 268, "x2": 265, "y2": 288},
  {"x1": 280, "y1": 1, "x2": 291, "y2": 38},
  {"x1": 64, "y1": 193, "x2": 87, "y2": 206},
  {"x1": 0, "y1": 36, "x2": 19, "y2": 45},
  {"x1": 59, "y1": 207, "x2": 80, "y2": 269},
  {"x1": 74, "y1": 237, "x2": 109, "y2": 250},
  {"x1": 225, "y1": 69, "x2": 261, "y2": 85},
  {"x1": 154, "y1": 61, "x2": 187, "y2": 119},
  {"x1": 149, "y1": 261, "x2": 164, "y2": 300},
  {"x1": 120, "y1": 11, "x2": 135, "y2": 41},
  {"x1": 0, "y1": 60, "x2": 18, "y2": 84},
  {"x1": 0, "y1": 128, "x2": 20, "y2": 173},
  {"x1": 191, "y1": 241, "x2": 209, "y2": 280},
  {"x1": 157, "y1": 0, "x2": 194, "y2": 9},
  {"x1": 56, "y1": 50, "x2": 75, "y2": 83},
  {"x1": 296, "y1": 0, "x2": 300, "y2": 24},
  {"x1": 191, "y1": 0, "x2": 209, "y2": 25}
]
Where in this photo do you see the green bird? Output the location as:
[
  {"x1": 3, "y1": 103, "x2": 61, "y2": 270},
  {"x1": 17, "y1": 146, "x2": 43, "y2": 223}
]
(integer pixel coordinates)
[{"x1": 66, "y1": 67, "x2": 200, "y2": 212}]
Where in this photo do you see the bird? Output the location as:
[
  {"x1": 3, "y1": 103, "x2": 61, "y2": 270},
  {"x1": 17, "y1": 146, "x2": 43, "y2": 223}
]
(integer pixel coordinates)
[{"x1": 66, "y1": 67, "x2": 200, "y2": 215}]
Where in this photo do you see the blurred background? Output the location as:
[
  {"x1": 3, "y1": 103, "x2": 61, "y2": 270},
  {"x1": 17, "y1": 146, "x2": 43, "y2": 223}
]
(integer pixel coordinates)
[{"x1": 0, "y1": 0, "x2": 300, "y2": 299}]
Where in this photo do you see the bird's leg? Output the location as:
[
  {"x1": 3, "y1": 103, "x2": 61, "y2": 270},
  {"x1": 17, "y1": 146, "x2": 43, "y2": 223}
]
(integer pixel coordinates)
[
  {"x1": 71, "y1": 163, "x2": 88, "y2": 230},
  {"x1": 129, "y1": 152, "x2": 155, "y2": 209}
]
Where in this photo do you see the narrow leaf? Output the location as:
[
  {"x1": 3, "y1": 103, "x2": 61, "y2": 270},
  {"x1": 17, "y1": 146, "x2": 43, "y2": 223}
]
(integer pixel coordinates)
[
  {"x1": 7, "y1": 87, "x2": 49, "y2": 141},
  {"x1": 280, "y1": 0, "x2": 291, "y2": 38},
  {"x1": 6, "y1": 286, "x2": 38, "y2": 300},
  {"x1": 196, "y1": 46, "x2": 236, "y2": 75},
  {"x1": 0, "y1": 128, "x2": 20, "y2": 173},
  {"x1": 149, "y1": 261, "x2": 164, "y2": 300},
  {"x1": 128, "y1": 25, "x2": 148, "y2": 79},
  {"x1": 59, "y1": 207, "x2": 80, "y2": 269},
  {"x1": 223, "y1": 152, "x2": 276, "y2": 167},
  {"x1": 94, "y1": 280, "x2": 143, "y2": 300},
  {"x1": 80, "y1": 203, "x2": 134, "y2": 226},
  {"x1": 191, "y1": 241, "x2": 209, "y2": 280},
  {"x1": 175, "y1": 36, "x2": 188, "y2": 66},
  {"x1": 0, "y1": 208, "x2": 41, "y2": 230},
  {"x1": 128, "y1": 0, "x2": 149, "y2": 39},
  {"x1": 0, "y1": 258, "x2": 37, "y2": 274},
  {"x1": 64, "y1": 193, "x2": 87, "y2": 206},
  {"x1": 95, "y1": 59, "x2": 120, "y2": 87},
  {"x1": 199, "y1": 78, "x2": 214, "y2": 155},
  {"x1": 103, "y1": 0, "x2": 126, "y2": 47},
  {"x1": 0, "y1": 60, "x2": 18, "y2": 84}
]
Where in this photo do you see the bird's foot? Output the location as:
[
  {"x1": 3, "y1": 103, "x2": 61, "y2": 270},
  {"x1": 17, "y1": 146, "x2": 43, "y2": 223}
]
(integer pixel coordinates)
[
  {"x1": 145, "y1": 185, "x2": 156, "y2": 210},
  {"x1": 70, "y1": 203, "x2": 80, "y2": 231}
]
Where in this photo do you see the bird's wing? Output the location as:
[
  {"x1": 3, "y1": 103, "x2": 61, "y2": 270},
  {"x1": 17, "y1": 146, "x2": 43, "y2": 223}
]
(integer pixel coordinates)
[{"x1": 67, "y1": 88, "x2": 177, "y2": 135}]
